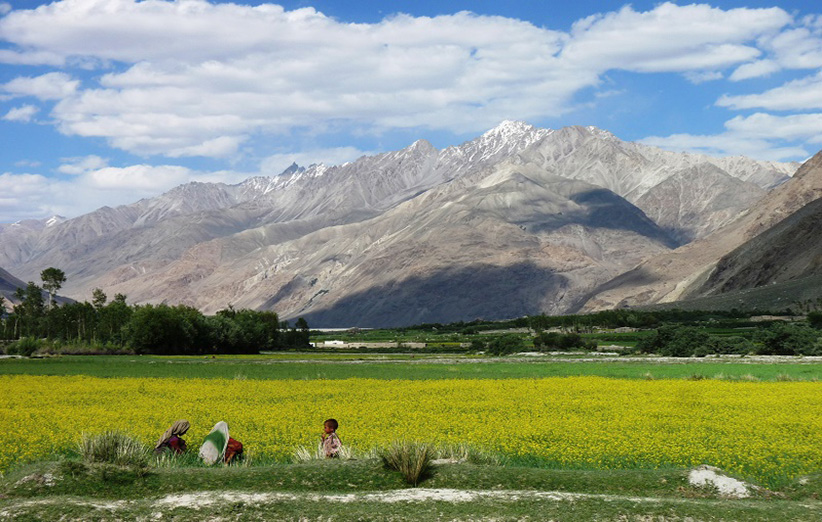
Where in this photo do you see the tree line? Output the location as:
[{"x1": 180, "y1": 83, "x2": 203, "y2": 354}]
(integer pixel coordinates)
[{"x1": 0, "y1": 268, "x2": 309, "y2": 355}]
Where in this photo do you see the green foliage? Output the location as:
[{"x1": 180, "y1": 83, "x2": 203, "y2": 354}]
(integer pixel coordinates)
[
  {"x1": 379, "y1": 441, "x2": 435, "y2": 486},
  {"x1": 485, "y1": 334, "x2": 524, "y2": 355},
  {"x1": 636, "y1": 325, "x2": 755, "y2": 357},
  {"x1": 7, "y1": 336, "x2": 41, "y2": 356},
  {"x1": 755, "y1": 323, "x2": 822, "y2": 356},
  {"x1": 124, "y1": 304, "x2": 212, "y2": 355},
  {"x1": 40, "y1": 267, "x2": 66, "y2": 308},
  {"x1": 11, "y1": 282, "x2": 46, "y2": 338},
  {"x1": 91, "y1": 288, "x2": 107, "y2": 309},
  {"x1": 469, "y1": 339, "x2": 486, "y2": 352},
  {"x1": 808, "y1": 311, "x2": 822, "y2": 330},
  {"x1": 533, "y1": 331, "x2": 597, "y2": 351},
  {"x1": 214, "y1": 307, "x2": 282, "y2": 352},
  {"x1": 79, "y1": 431, "x2": 150, "y2": 469}
]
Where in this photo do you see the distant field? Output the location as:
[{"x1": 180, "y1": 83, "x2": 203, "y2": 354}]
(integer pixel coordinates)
[{"x1": 3, "y1": 353, "x2": 822, "y2": 381}]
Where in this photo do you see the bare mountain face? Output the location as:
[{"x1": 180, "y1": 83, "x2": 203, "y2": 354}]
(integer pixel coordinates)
[
  {"x1": 512, "y1": 126, "x2": 792, "y2": 244},
  {"x1": 578, "y1": 150, "x2": 822, "y2": 312},
  {"x1": 635, "y1": 164, "x2": 766, "y2": 244},
  {"x1": 0, "y1": 266, "x2": 26, "y2": 304},
  {"x1": 101, "y1": 161, "x2": 677, "y2": 326},
  {"x1": 688, "y1": 197, "x2": 822, "y2": 298},
  {"x1": 0, "y1": 122, "x2": 798, "y2": 326}
]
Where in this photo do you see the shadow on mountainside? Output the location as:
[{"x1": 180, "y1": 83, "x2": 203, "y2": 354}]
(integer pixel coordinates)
[
  {"x1": 279, "y1": 262, "x2": 570, "y2": 328},
  {"x1": 564, "y1": 189, "x2": 680, "y2": 249}
]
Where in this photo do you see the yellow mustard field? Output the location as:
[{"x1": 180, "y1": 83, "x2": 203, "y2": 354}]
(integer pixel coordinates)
[{"x1": 3, "y1": 375, "x2": 822, "y2": 484}]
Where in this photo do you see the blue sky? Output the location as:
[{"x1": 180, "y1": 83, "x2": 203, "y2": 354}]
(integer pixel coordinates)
[{"x1": 1, "y1": 0, "x2": 821, "y2": 222}]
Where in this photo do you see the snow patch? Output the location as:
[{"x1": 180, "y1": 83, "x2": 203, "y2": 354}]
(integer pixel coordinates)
[{"x1": 688, "y1": 465, "x2": 750, "y2": 498}]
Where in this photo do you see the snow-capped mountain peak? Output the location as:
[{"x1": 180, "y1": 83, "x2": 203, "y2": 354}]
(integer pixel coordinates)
[{"x1": 45, "y1": 215, "x2": 65, "y2": 228}]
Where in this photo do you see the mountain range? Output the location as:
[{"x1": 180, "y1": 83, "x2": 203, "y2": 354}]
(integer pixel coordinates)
[{"x1": 0, "y1": 121, "x2": 807, "y2": 326}]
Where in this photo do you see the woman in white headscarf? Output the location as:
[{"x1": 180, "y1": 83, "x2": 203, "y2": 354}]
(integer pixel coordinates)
[{"x1": 154, "y1": 420, "x2": 190, "y2": 455}]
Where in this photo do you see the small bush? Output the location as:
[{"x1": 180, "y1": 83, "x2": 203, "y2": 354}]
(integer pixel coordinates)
[
  {"x1": 533, "y1": 331, "x2": 597, "y2": 351},
  {"x1": 379, "y1": 441, "x2": 434, "y2": 486},
  {"x1": 7, "y1": 337, "x2": 41, "y2": 357},
  {"x1": 755, "y1": 323, "x2": 822, "y2": 355},
  {"x1": 79, "y1": 431, "x2": 149, "y2": 469},
  {"x1": 485, "y1": 334, "x2": 524, "y2": 355},
  {"x1": 469, "y1": 339, "x2": 486, "y2": 352}
]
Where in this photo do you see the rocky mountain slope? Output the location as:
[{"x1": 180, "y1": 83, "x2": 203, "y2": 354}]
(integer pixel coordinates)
[
  {"x1": 0, "y1": 266, "x2": 26, "y2": 305},
  {"x1": 512, "y1": 126, "x2": 790, "y2": 243},
  {"x1": 577, "y1": 150, "x2": 822, "y2": 312},
  {"x1": 688, "y1": 197, "x2": 822, "y2": 298},
  {"x1": 0, "y1": 122, "x2": 799, "y2": 326},
  {"x1": 102, "y1": 161, "x2": 677, "y2": 326}
]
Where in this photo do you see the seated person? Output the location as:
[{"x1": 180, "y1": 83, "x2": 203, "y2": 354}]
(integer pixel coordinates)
[
  {"x1": 154, "y1": 419, "x2": 190, "y2": 455},
  {"x1": 224, "y1": 437, "x2": 244, "y2": 464}
]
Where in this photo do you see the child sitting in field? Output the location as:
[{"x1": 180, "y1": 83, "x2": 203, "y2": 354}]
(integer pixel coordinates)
[{"x1": 321, "y1": 418, "x2": 342, "y2": 458}]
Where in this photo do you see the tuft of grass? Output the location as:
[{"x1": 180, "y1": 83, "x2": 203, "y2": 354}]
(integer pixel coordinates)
[
  {"x1": 433, "y1": 443, "x2": 505, "y2": 466},
  {"x1": 379, "y1": 441, "x2": 435, "y2": 486},
  {"x1": 292, "y1": 444, "x2": 359, "y2": 462},
  {"x1": 79, "y1": 431, "x2": 149, "y2": 469}
]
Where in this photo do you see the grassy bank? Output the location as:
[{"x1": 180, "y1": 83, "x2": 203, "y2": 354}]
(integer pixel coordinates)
[
  {"x1": 2, "y1": 459, "x2": 821, "y2": 521},
  {"x1": 3, "y1": 353, "x2": 822, "y2": 381}
]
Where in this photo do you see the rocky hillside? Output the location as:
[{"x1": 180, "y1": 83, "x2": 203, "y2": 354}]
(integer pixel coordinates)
[
  {"x1": 0, "y1": 266, "x2": 25, "y2": 305},
  {"x1": 0, "y1": 122, "x2": 799, "y2": 326},
  {"x1": 578, "y1": 150, "x2": 822, "y2": 312},
  {"x1": 688, "y1": 197, "x2": 822, "y2": 298}
]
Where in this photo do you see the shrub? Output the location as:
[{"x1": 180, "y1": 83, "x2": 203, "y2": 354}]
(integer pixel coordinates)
[
  {"x1": 469, "y1": 339, "x2": 486, "y2": 352},
  {"x1": 755, "y1": 323, "x2": 822, "y2": 355},
  {"x1": 79, "y1": 431, "x2": 149, "y2": 469},
  {"x1": 636, "y1": 325, "x2": 720, "y2": 357},
  {"x1": 485, "y1": 334, "x2": 524, "y2": 355},
  {"x1": 7, "y1": 337, "x2": 41, "y2": 357},
  {"x1": 807, "y1": 311, "x2": 822, "y2": 330},
  {"x1": 710, "y1": 336, "x2": 754, "y2": 355},
  {"x1": 379, "y1": 441, "x2": 434, "y2": 486},
  {"x1": 533, "y1": 331, "x2": 597, "y2": 351}
]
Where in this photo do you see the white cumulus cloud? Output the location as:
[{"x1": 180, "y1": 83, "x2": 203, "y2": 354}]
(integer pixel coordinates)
[
  {"x1": 718, "y1": 71, "x2": 822, "y2": 111},
  {"x1": 729, "y1": 59, "x2": 781, "y2": 81},
  {"x1": 3, "y1": 104, "x2": 38, "y2": 122},
  {"x1": 2, "y1": 72, "x2": 79, "y2": 100},
  {"x1": 0, "y1": 1, "x2": 796, "y2": 159},
  {"x1": 57, "y1": 155, "x2": 109, "y2": 175}
]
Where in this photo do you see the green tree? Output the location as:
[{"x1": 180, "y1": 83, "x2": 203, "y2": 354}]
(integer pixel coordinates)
[
  {"x1": 92, "y1": 288, "x2": 107, "y2": 310},
  {"x1": 485, "y1": 334, "x2": 524, "y2": 356},
  {"x1": 808, "y1": 311, "x2": 822, "y2": 330},
  {"x1": 124, "y1": 304, "x2": 210, "y2": 355},
  {"x1": 755, "y1": 323, "x2": 821, "y2": 356},
  {"x1": 40, "y1": 267, "x2": 66, "y2": 309},
  {"x1": 14, "y1": 282, "x2": 45, "y2": 338},
  {"x1": 97, "y1": 298, "x2": 133, "y2": 344}
]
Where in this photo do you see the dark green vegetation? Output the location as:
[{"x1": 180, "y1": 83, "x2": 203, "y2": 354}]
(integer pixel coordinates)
[
  {"x1": 0, "y1": 276, "x2": 310, "y2": 354},
  {"x1": 636, "y1": 323, "x2": 822, "y2": 357},
  {"x1": 3, "y1": 458, "x2": 822, "y2": 521},
  {"x1": 3, "y1": 270, "x2": 820, "y2": 359},
  {"x1": 312, "y1": 307, "x2": 822, "y2": 357},
  {"x1": 4, "y1": 353, "x2": 822, "y2": 381}
]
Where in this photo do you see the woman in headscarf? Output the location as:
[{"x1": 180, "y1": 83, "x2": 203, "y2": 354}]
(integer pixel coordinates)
[{"x1": 154, "y1": 420, "x2": 190, "y2": 455}]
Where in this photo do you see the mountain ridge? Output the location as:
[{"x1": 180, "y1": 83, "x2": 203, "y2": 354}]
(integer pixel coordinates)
[{"x1": 0, "y1": 122, "x2": 801, "y2": 325}]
